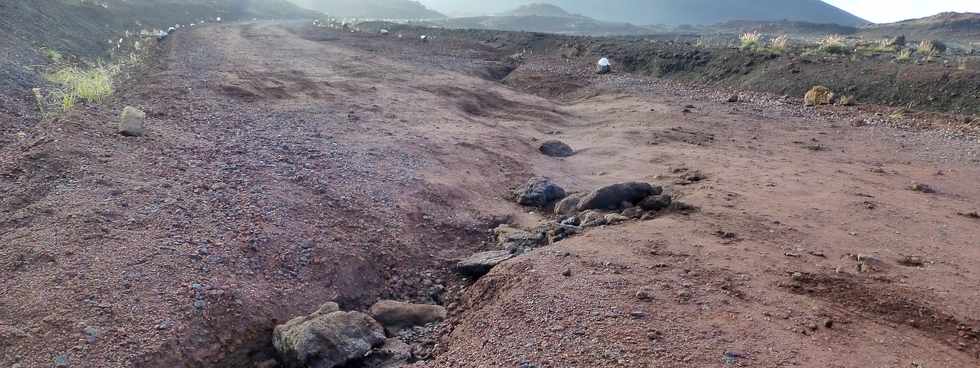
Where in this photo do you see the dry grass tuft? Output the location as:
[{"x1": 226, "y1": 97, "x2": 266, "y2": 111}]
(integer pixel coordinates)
[
  {"x1": 36, "y1": 64, "x2": 119, "y2": 113},
  {"x1": 818, "y1": 34, "x2": 849, "y2": 54},
  {"x1": 769, "y1": 35, "x2": 789, "y2": 52},
  {"x1": 740, "y1": 32, "x2": 762, "y2": 51}
]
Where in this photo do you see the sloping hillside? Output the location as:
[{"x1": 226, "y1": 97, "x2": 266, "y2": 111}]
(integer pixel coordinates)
[
  {"x1": 859, "y1": 12, "x2": 980, "y2": 48},
  {"x1": 423, "y1": 0, "x2": 868, "y2": 26},
  {"x1": 291, "y1": 0, "x2": 444, "y2": 19},
  {"x1": 0, "y1": 0, "x2": 318, "y2": 145}
]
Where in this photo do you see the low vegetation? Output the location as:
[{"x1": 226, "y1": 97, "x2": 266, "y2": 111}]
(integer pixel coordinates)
[
  {"x1": 916, "y1": 40, "x2": 940, "y2": 61},
  {"x1": 42, "y1": 47, "x2": 64, "y2": 63},
  {"x1": 817, "y1": 34, "x2": 849, "y2": 54},
  {"x1": 43, "y1": 64, "x2": 119, "y2": 111},
  {"x1": 738, "y1": 32, "x2": 790, "y2": 54},
  {"x1": 32, "y1": 36, "x2": 149, "y2": 117},
  {"x1": 769, "y1": 35, "x2": 789, "y2": 52},
  {"x1": 856, "y1": 39, "x2": 896, "y2": 55},
  {"x1": 739, "y1": 32, "x2": 762, "y2": 51},
  {"x1": 896, "y1": 48, "x2": 913, "y2": 63}
]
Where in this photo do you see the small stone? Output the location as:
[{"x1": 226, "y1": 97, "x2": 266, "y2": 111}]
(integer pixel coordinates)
[
  {"x1": 82, "y1": 326, "x2": 99, "y2": 344},
  {"x1": 604, "y1": 213, "x2": 629, "y2": 224},
  {"x1": 727, "y1": 94, "x2": 739, "y2": 103},
  {"x1": 561, "y1": 268, "x2": 572, "y2": 277},
  {"x1": 118, "y1": 106, "x2": 146, "y2": 137},
  {"x1": 635, "y1": 289, "x2": 654, "y2": 301},
  {"x1": 538, "y1": 140, "x2": 575, "y2": 157},
  {"x1": 909, "y1": 182, "x2": 936, "y2": 193},
  {"x1": 621, "y1": 206, "x2": 644, "y2": 218},
  {"x1": 560, "y1": 216, "x2": 580, "y2": 226},
  {"x1": 898, "y1": 256, "x2": 925, "y2": 267},
  {"x1": 823, "y1": 318, "x2": 834, "y2": 329},
  {"x1": 156, "y1": 319, "x2": 175, "y2": 330}
]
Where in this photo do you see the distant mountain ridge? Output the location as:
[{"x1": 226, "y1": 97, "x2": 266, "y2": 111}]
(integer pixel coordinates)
[
  {"x1": 440, "y1": 3, "x2": 649, "y2": 36},
  {"x1": 501, "y1": 3, "x2": 576, "y2": 17},
  {"x1": 422, "y1": 0, "x2": 868, "y2": 26},
  {"x1": 291, "y1": 0, "x2": 444, "y2": 19}
]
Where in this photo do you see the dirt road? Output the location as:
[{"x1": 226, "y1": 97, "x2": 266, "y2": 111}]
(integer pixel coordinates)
[{"x1": 1, "y1": 22, "x2": 978, "y2": 367}]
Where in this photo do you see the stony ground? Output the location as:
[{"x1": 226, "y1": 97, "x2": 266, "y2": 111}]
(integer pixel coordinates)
[{"x1": 1, "y1": 21, "x2": 978, "y2": 368}]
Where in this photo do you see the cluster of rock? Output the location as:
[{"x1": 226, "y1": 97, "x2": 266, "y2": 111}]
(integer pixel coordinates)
[
  {"x1": 273, "y1": 300, "x2": 446, "y2": 368},
  {"x1": 455, "y1": 177, "x2": 683, "y2": 279}
]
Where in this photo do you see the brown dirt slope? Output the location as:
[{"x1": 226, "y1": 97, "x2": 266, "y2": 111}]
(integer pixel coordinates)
[{"x1": 1, "y1": 21, "x2": 979, "y2": 368}]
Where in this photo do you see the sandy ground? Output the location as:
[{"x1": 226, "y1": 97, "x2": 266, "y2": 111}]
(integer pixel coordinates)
[{"x1": 1, "y1": 22, "x2": 978, "y2": 367}]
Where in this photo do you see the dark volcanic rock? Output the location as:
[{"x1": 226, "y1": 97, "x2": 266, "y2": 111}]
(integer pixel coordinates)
[
  {"x1": 539, "y1": 140, "x2": 575, "y2": 157},
  {"x1": 514, "y1": 177, "x2": 566, "y2": 207},
  {"x1": 638, "y1": 194, "x2": 672, "y2": 211},
  {"x1": 454, "y1": 250, "x2": 514, "y2": 277},
  {"x1": 577, "y1": 182, "x2": 661, "y2": 211}
]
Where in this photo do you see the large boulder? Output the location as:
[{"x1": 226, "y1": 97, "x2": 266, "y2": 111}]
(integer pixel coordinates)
[
  {"x1": 454, "y1": 250, "x2": 514, "y2": 278},
  {"x1": 514, "y1": 177, "x2": 566, "y2": 207},
  {"x1": 369, "y1": 301, "x2": 447, "y2": 334},
  {"x1": 576, "y1": 182, "x2": 661, "y2": 211},
  {"x1": 118, "y1": 106, "x2": 146, "y2": 137},
  {"x1": 273, "y1": 303, "x2": 386, "y2": 368},
  {"x1": 539, "y1": 140, "x2": 575, "y2": 157}
]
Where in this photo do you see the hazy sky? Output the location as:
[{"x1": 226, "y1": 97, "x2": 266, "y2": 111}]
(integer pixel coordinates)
[
  {"x1": 823, "y1": 0, "x2": 980, "y2": 23},
  {"x1": 418, "y1": 0, "x2": 980, "y2": 23}
]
